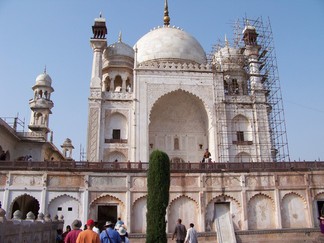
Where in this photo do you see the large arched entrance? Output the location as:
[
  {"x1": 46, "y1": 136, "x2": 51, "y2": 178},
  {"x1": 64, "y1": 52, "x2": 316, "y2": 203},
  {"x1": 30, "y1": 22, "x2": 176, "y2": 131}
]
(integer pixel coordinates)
[
  {"x1": 149, "y1": 89, "x2": 208, "y2": 162},
  {"x1": 11, "y1": 194, "x2": 40, "y2": 219}
]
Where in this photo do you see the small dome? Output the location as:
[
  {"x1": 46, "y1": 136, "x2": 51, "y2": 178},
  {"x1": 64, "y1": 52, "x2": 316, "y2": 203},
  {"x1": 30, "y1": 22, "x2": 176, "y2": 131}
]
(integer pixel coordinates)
[
  {"x1": 106, "y1": 41, "x2": 134, "y2": 59},
  {"x1": 35, "y1": 73, "x2": 52, "y2": 87},
  {"x1": 61, "y1": 138, "x2": 74, "y2": 148},
  {"x1": 242, "y1": 25, "x2": 256, "y2": 34},
  {"x1": 135, "y1": 26, "x2": 207, "y2": 64},
  {"x1": 213, "y1": 46, "x2": 245, "y2": 70}
]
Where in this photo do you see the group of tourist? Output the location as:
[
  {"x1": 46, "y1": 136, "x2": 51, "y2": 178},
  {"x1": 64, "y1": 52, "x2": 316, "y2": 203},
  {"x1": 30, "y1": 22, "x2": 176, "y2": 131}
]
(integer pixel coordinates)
[
  {"x1": 57, "y1": 217, "x2": 198, "y2": 243},
  {"x1": 57, "y1": 217, "x2": 129, "y2": 243},
  {"x1": 172, "y1": 218, "x2": 198, "y2": 243}
]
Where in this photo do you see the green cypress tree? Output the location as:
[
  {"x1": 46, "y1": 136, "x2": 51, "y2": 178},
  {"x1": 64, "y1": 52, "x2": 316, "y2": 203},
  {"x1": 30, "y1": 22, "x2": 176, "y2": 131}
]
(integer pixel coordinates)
[{"x1": 146, "y1": 150, "x2": 170, "y2": 243}]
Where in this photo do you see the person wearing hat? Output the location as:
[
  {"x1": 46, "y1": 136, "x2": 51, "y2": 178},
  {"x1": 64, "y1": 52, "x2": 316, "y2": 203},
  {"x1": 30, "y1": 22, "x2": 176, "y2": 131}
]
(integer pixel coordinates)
[
  {"x1": 76, "y1": 219, "x2": 100, "y2": 243},
  {"x1": 100, "y1": 221, "x2": 122, "y2": 243},
  {"x1": 65, "y1": 220, "x2": 82, "y2": 243},
  {"x1": 118, "y1": 225, "x2": 129, "y2": 243}
]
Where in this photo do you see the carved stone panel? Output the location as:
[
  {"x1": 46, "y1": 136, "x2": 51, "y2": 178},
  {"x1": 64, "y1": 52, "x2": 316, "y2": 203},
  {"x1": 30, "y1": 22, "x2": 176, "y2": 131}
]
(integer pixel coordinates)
[
  {"x1": 48, "y1": 175, "x2": 83, "y2": 188},
  {"x1": 205, "y1": 176, "x2": 241, "y2": 188},
  {"x1": 245, "y1": 175, "x2": 275, "y2": 188},
  {"x1": 88, "y1": 107, "x2": 99, "y2": 161},
  {"x1": 131, "y1": 177, "x2": 147, "y2": 189},
  {"x1": 170, "y1": 176, "x2": 199, "y2": 187},
  {"x1": 309, "y1": 174, "x2": 324, "y2": 186},
  {"x1": 11, "y1": 174, "x2": 42, "y2": 186},
  {"x1": 278, "y1": 175, "x2": 305, "y2": 187},
  {"x1": 89, "y1": 176, "x2": 126, "y2": 188}
]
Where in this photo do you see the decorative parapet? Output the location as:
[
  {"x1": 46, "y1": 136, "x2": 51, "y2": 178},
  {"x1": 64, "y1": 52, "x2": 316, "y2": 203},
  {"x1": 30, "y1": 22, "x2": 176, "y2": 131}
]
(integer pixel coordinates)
[
  {"x1": 104, "y1": 92, "x2": 133, "y2": 100},
  {"x1": 136, "y1": 60, "x2": 212, "y2": 72}
]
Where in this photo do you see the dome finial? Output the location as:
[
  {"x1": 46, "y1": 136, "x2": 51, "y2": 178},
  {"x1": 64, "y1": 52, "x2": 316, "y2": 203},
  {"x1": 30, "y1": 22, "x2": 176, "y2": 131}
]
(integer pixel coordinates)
[
  {"x1": 225, "y1": 35, "x2": 229, "y2": 47},
  {"x1": 163, "y1": 0, "x2": 170, "y2": 26},
  {"x1": 44, "y1": 65, "x2": 47, "y2": 74},
  {"x1": 118, "y1": 31, "x2": 122, "y2": 42}
]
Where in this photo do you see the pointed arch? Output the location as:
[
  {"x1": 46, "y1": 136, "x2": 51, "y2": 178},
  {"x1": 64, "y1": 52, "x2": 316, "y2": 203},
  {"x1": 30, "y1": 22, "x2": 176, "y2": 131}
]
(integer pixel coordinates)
[
  {"x1": 205, "y1": 194, "x2": 242, "y2": 232},
  {"x1": 149, "y1": 89, "x2": 211, "y2": 124},
  {"x1": 104, "y1": 76, "x2": 112, "y2": 91},
  {"x1": 207, "y1": 194, "x2": 241, "y2": 207},
  {"x1": 90, "y1": 193, "x2": 124, "y2": 207},
  {"x1": 131, "y1": 195, "x2": 147, "y2": 233},
  {"x1": 104, "y1": 112, "x2": 128, "y2": 145},
  {"x1": 167, "y1": 195, "x2": 199, "y2": 232},
  {"x1": 247, "y1": 193, "x2": 275, "y2": 230},
  {"x1": 89, "y1": 194, "x2": 126, "y2": 227},
  {"x1": 114, "y1": 75, "x2": 123, "y2": 92},
  {"x1": 48, "y1": 194, "x2": 81, "y2": 228},
  {"x1": 232, "y1": 114, "x2": 252, "y2": 144},
  {"x1": 48, "y1": 193, "x2": 80, "y2": 206},
  {"x1": 149, "y1": 89, "x2": 210, "y2": 162},
  {"x1": 104, "y1": 151, "x2": 126, "y2": 162},
  {"x1": 282, "y1": 192, "x2": 307, "y2": 206},
  {"x1": 314, "y1": 191, "x2": 324, "y2": 200},
  {"x1": 235, "y1": 152, "x2": 253, "y2": 162},
  {"x1": 10, "y1": 193, "x2": 40, "y2": 219},
  {"x1": 132, "y1": 195, "x2": 147, "y2": 207},
  {"x1": 281, "y1": 192, "x2": 308, "y2": 228}
]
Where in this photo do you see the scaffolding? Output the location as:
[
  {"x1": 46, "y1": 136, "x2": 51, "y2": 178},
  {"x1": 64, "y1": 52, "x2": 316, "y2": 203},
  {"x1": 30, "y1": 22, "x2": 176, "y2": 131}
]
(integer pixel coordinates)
[{"x1": 211, "y1": 16, "x2": 290, "y2": 162}]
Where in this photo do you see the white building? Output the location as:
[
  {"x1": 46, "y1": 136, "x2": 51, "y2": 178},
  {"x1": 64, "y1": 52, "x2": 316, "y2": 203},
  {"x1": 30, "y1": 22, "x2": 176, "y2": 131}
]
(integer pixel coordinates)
[
  {"x1": 2, "y1": 2, "x2": 324, "y2": 242},
  {"x1": 87, "y1": 3, "x2": 281, "y2": 165}
]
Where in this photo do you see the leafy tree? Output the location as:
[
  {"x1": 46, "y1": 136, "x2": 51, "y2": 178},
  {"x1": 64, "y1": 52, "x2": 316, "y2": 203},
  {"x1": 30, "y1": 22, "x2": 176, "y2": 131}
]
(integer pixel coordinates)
[{"x1": 146, "y1": 150, "x2": 170, "y2": 243}]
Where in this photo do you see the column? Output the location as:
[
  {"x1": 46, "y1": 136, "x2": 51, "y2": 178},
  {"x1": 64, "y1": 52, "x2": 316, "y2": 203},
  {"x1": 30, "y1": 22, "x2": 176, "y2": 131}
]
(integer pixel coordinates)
[
  {"x1": 240, "y1": 175, "x2": 248, "y2": 230},
  {"x1": 82, "y1": 175, "x2": 89, "y2": 224},
  {"x1": 39, "y1": 173, "x2": 48, "y2": 214}
]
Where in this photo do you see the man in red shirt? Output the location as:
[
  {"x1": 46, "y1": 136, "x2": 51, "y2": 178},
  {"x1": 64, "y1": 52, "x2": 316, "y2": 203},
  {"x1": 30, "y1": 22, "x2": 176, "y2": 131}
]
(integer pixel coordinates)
[{"x1": 65, "y1": 220, "x2": 82, "y2": 243}]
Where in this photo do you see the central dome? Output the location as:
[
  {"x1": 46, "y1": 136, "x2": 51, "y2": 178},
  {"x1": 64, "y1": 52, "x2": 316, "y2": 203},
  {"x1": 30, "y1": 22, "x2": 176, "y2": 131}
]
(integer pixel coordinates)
[{"x1": 134, "y1": 26, "x2": 207, "y2": 64}]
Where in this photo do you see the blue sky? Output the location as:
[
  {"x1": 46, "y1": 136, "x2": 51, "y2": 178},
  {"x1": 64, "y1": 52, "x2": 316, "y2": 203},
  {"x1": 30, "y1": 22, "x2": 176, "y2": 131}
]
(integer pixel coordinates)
[{"x1": 0, "y1": 0, "x2": 323, "y2": 161}]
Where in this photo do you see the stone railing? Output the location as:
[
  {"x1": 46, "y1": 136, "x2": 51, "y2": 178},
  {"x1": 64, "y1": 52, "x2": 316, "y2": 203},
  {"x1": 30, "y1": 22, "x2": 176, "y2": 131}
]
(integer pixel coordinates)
[
  {"x1": 0, "y1": 161, "x2": 324, "y2": 173},
  {"x1": 0, "y1": 208, "x2": 64, "y2": 243}
]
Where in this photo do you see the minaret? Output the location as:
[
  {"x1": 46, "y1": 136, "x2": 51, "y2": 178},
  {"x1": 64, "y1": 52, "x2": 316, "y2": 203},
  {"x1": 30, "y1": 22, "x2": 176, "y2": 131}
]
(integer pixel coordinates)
[
  {"x1": 87, "y1": 13, "x2": 107, "y2": 162},
  {"x1": 28, "y1": 69, "x2": 54, "y2": 139},
  {"x1": 90, "y1": 13, "x2": 107, "y2": 89},
  {"x1": 243, "y1": 22, "x2": 273, "y2": 162},
  {"x1": 242, "y1": 23, "x2": 263, "y2": 91}
]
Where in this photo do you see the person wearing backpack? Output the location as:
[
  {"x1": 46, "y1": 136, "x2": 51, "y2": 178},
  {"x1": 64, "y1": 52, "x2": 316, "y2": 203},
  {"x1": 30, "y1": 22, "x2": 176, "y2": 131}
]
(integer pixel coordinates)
[{"x1": 100, "y1": 221, "x2": 122, "y2": 243}]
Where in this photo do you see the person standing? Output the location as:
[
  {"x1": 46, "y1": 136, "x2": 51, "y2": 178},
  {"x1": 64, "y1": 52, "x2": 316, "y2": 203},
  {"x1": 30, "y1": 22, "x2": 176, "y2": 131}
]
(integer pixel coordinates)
[
  {"x1": 65, "y1": 220, "x2": 82, "y2": 243},
  {"x1": 100, "y1": 221, "x2": 122, "y2": 243},
  {"x1": 172, "y1": 218, "x2": 187, "y2": 243},
  {"x1": 93, "y1": 222, "x2": 100, "y2": 234},
  {"x1": 118, "y1": 225, "x2": 130, "y2": 243},
  {"x1": 185, "y1": 223, "x2": 198, "y2": 243},
  {"x1": 76, "y1": 219, "x2": 100, "y2": 243},
  {"x1": 202, "y1": 148, "x2": 211, "y2": 163},
  {"x1": 62, "y1": 225, "x2": 71, "y2": 242}
]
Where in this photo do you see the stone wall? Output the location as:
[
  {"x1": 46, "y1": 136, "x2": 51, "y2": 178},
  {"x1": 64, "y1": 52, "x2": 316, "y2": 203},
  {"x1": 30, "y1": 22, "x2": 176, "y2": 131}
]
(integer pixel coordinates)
[
  {"x1": 0, "y1": 208, "x2": 63, "y2": 243},
  {"x1": 1, "y1": 167, "x2": 324, "y2": 242}
]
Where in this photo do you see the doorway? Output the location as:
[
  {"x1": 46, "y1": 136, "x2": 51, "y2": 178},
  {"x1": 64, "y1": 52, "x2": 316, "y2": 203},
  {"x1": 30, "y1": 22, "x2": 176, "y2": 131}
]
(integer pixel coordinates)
[
  {"x1": 215, "y1": 202, "x2": 230, "y2": 220},
  {"x1": 317, "y1": 201, "x2": 324, "y2": 217},
  {"x1": 214, "y1": 202, "x2": 237, "y2": 243},
  {"x1": 97, "y1": 205, "x2": 117, "y2": 231}
]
